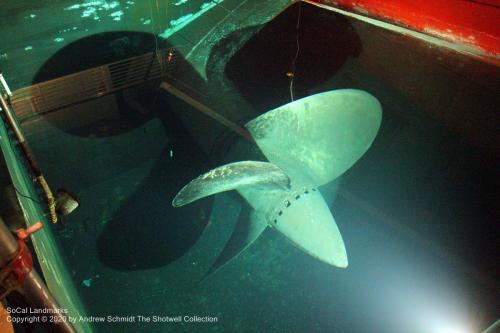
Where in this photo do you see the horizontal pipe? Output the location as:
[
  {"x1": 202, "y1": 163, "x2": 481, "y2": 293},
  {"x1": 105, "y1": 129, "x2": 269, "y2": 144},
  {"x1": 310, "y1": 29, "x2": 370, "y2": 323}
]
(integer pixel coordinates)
[{"x1": 160, "y1": 81, "x2": 254, "y2": 143}]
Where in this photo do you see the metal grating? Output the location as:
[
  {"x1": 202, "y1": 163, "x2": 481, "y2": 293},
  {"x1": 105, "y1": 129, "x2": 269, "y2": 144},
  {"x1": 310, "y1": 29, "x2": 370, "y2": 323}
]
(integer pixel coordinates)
[{"x1": 9, "y1": 50, "x2": 169, "y2": 122}]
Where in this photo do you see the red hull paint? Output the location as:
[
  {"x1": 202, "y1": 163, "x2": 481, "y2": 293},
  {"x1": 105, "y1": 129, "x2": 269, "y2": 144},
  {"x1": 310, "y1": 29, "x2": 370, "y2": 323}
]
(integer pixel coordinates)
[{"x1": 309, "y1": 0, "x2": 500, "y2": 63}]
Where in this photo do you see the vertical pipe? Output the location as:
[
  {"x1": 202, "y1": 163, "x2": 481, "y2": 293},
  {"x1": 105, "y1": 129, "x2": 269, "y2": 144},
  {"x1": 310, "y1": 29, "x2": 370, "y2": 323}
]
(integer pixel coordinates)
[
  {"x1": 0, "y1": 220, "x2": 18, "y2": 267},
  {"x1": 0, "y1": 93, "x2": 26, "y2": 144},
  {"x1": 0, "y1": 219, "x2": 75, "y2": 333},
  {"x1": 0, "y1": 92, "x2": 58, "y2": 223},
  {"x1": 0, "y1": 72, "x2": 12, "y2": 97}
]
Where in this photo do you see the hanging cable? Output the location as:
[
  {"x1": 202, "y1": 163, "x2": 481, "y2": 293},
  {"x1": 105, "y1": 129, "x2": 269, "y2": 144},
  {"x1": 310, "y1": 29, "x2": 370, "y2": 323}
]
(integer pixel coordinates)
[
  {"x1": 13, "y1": 186, "x2": 40, "y2": 204},
  {"x1": 5, "y1": 130, "x2": 41, "y2": 205},
  {"x1": 149, "y1": 0, "x2": 165, "y2": 76},
  {"x1": 289, "y1": 2, "x2": 302, "y2": 102},
  {"x1": 155, "y1": 0, "x2": 166, "y2": 75}
]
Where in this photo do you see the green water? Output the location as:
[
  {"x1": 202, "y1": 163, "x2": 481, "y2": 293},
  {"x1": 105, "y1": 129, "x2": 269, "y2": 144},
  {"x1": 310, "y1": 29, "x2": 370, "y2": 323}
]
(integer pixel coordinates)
[{"x1": 1, "y1": 1, "x2": 498, "y2": 333}]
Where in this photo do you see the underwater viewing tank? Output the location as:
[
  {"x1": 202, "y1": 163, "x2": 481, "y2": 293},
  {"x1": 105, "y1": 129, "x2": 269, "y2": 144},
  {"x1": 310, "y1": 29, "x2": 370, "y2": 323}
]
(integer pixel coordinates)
[{"x1": 0, "y1": 0, "x2": 498, "y2": 332}]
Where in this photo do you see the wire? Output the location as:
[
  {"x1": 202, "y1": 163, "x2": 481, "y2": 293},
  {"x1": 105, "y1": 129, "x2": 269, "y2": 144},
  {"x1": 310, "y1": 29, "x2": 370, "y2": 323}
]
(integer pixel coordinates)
[
  {"x1": 148, "y1": 0, "x2": 167, "y2": 107},
  {"x1": 1, "y1": 115, "x2": 41, "y2": 204},
  {"x1": 149, "y1": 0, "x2": 165, "y2": 76},
  {"x1": 155, "y1": 0, "x2": 166, "y2": 75},
  {"x1": 289, "y1": 2, "x2": 302, "y2": 102},
  {"x1": 13, "y1": 185, "x2": 40, "y2": 204}
]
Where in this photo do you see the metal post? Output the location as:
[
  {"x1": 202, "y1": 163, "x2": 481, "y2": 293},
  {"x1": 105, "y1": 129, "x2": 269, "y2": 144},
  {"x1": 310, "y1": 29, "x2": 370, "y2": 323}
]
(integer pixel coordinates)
[
  {"x1": 0, "y1": 92, "x2": 26, "y2": 144},
  {"x1": 0, "y1": 72, "x2": 12, "y2": 97}
]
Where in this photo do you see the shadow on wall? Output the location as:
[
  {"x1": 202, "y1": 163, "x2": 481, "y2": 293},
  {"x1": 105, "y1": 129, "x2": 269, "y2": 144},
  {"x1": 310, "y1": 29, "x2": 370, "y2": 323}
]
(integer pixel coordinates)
[
  {"x1": 32, "y1": 31, "x2": 161, "y2": 137},
  {"x1": 31, "y1": 31, "x2": 214, "y2": 270},
  {"x1": 33, "y1": 31, "x2": 159, "y2": 83},
  {"x1": 212, "y1": 2, "x2": 362, "y2": 112},
  {"x1": 96, "y1": 91, "x2": 214, "y2": 270}
]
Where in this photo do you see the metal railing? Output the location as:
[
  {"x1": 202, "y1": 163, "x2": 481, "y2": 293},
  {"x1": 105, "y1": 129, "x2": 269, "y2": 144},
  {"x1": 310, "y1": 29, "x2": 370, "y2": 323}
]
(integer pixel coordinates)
[{"x1": 9, "y1": 50, "x2": 168, "y2": 121}]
